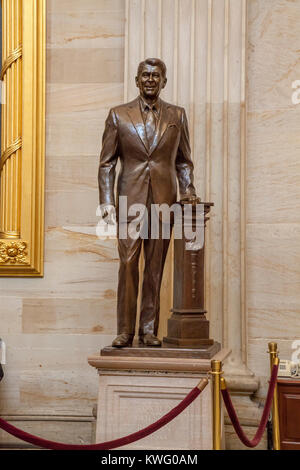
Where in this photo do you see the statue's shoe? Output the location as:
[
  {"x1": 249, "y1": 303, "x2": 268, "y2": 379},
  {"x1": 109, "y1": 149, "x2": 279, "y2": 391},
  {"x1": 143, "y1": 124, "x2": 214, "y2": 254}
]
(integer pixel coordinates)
[
  {"x1": 139, "y1": 334, "x2": 161, "y2": 347},
  {"x1": 112, "y1": 333, "x2": 134, "y2": 348}
]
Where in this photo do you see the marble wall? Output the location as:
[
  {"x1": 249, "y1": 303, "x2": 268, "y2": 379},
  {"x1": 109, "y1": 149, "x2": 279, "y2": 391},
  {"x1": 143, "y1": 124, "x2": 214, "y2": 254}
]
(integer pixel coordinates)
[
  {"x1": 0, "y1": 0, "x2": 125, "y2": 446},
  {"x1": 247, "y1": 0, "x2": 300, "y2": 393}
]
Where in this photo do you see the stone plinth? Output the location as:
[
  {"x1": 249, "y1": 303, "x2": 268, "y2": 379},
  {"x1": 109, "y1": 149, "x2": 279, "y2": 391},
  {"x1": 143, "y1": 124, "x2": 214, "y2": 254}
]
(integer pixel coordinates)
[
  {"x1": 88, "y1": 349, "x2": 230, "y2": 450},
  {"x1": 101, "y1": 343, "x2": 221, "y2": 360}
]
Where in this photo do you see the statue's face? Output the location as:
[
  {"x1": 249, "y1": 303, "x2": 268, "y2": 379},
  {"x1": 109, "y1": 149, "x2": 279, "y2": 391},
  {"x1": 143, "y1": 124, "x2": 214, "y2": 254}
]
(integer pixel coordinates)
[{"x1": 135, "y1": 64, "x2": 167, "y2": 100}]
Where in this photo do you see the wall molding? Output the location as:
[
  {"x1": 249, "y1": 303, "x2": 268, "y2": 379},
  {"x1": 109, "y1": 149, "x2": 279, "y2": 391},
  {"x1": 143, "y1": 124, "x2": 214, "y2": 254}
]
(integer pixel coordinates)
[{"x1": 0, "y1": 415, "x2": 96, "y2": 449}]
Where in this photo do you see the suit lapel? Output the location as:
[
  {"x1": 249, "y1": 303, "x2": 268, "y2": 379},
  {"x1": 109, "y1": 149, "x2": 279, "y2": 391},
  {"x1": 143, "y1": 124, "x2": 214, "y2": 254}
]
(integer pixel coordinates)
[
  {"x1": 127, "y1": 99, "x2": 149, "y2": 152},
  {"x1": 149, "y1": 100, "x2": 169, "y2": 156}
]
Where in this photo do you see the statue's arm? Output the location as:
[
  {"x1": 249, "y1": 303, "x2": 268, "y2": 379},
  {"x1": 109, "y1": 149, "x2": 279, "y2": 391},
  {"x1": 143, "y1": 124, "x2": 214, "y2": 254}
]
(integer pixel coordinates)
[
  {"x1": 175, "y1": 108, "x2": 197, "y2": 200},
  {"x1": 98, "y1": 109, "x2": 119, "y2": 210}
]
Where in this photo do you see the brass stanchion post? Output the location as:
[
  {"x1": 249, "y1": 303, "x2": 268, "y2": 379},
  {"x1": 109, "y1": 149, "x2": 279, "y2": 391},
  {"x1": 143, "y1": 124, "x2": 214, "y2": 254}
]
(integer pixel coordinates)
[
  {"x1": 211, "y1": 360, "x2": 222, "y2": 450},
  {"x1": 268, "y1": 342, "x2": 280, "y2": 450}
]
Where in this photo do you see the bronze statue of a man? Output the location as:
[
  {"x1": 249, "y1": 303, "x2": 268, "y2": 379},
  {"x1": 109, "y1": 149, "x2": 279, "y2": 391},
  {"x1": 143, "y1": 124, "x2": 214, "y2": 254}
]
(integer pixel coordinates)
[{"x1": 98, "y1": 58, "x2": 196, "y2": 348}]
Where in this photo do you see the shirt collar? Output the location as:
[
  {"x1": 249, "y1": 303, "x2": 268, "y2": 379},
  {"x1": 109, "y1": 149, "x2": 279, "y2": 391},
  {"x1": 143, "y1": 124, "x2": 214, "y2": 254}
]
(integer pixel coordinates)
[{"x1": 139, "y1": 96, "x2": 161, "y2": 114}]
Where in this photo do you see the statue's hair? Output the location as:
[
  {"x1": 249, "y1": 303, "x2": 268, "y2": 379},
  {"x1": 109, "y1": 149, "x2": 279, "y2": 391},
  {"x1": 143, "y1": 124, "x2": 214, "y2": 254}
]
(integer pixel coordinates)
[{"x1": 137, "y1": 58, "x2": 167, "y2": 78}]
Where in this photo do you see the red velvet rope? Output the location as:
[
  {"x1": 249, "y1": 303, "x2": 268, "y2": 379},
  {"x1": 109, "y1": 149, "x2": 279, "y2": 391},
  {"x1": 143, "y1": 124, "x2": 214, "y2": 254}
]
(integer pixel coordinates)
[
  {"x1": 221, "y1": 363, "x2": 279, "y2": 448},
  {"x1": 0, "y1": 386, "x2": 201, "y2": 450}
]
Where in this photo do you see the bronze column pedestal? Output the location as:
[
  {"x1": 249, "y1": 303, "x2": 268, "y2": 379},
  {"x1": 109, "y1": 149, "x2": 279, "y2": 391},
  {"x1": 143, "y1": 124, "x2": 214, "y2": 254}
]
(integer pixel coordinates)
[{"x1": 163, "y1": 201, "x2": 220, "y2": 357}]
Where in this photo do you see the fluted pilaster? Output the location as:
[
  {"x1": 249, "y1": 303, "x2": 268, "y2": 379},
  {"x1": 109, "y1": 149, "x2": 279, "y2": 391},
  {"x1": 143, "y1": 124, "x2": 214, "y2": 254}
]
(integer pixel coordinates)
[
  {"x1": 0, "y1": 0, "x2": 22, "y2": 239},
  {"x1": 125, "y1": 1, "x2": 251, "y2": 375}
]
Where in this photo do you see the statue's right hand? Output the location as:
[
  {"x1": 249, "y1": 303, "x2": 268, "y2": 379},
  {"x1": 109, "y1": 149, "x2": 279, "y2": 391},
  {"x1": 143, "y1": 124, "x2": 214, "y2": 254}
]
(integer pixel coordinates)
[{"x1": 100, "y1": 204, "x2": 116, "y2": 225}]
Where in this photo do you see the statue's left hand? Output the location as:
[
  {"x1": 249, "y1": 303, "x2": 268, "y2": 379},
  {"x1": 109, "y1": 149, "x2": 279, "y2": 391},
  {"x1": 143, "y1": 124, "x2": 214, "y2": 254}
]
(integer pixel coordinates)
[
  {"x1": 100, "y1": 204, "x2": 116, "y2": 225},
  {"x1": 180, "y1": 194, "x2": 201, "y2": 204}
]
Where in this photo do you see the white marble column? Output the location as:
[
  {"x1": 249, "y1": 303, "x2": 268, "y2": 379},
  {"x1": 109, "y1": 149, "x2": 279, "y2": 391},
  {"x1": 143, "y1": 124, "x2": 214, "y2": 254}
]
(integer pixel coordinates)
[{"x1": 124, "y1": 0, "x2": 256, "y2": 384}]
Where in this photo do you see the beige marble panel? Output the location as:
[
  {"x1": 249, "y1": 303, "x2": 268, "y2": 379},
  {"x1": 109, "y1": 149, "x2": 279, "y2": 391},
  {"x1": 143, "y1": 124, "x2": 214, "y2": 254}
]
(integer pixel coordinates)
[
  {"x1": 247, "y1": 0, "x2": 300, "y2": 113},
  {"x1": 0, "y1": 297, "x2": 22, "y2": 334},
  {"x1": 6, "y1": 239, "x2": 117, "y2": 308},
  {"x1": 247, "y1": 107, "x2": 300, "y2": 224},
  {"x1": 22, "y1": 297, "x2": 116, "y2": 335},
  {"x1": 247, "y1": 223, "x2": 300, "y2": 334},
  {"x1": 46, "y1": 83, "x2": 124, "y2": 114},
  {"x1": 0, "y1": 334, "x2": 111, "y2": 415},
  {"x1": 247, "y1": 0, "x2": 300, "y2": 224},
  {"x1": 46, "y1": 110, "x2": 108, "y2": 157},
  {"x1": 47, "y1": 11, "x2": 124, "y2": 50},
  {"x1": 47, "y1": 0, "x2": 124, "y2": 13},
  {"x1": 0, "y1": 417, "x2": 95, "y2": 448},
  {"x1": 46, "y1": 155, "x2": 98, "y2": 191},
  {"x1": 43, "y1": 228, "x2": 118, "y2": 297},
  {"x1": 249, "y1": 307, "x2": 300, "y2": 342},
  {"x1": 0, "y1": 229, "x2": 118, "y2": 298},
  {"x1": 45, "y1": 189, "x2": 99, "y2": 227},
  {"x1": 47, "y1": 48, "x2": 124, "y2": 83}
]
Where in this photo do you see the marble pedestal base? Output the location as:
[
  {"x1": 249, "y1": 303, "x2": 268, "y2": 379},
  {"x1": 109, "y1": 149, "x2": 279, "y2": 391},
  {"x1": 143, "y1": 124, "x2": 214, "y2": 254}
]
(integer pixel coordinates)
[{"x1": 88, "y1": 349, "x2": 230, "y2": 450}]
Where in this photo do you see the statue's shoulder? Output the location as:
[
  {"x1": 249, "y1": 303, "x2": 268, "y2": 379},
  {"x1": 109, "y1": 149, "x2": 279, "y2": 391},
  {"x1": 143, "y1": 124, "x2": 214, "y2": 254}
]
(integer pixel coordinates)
[
  {"x1": 162, "y1": 99, "x2": 182, "y2": 110},
  {"x1": 161, "y1": 100, "x2": 185, "y2": 120},
  {"x1": 110, "y1": 98, "x2": 139, "y2": 115}
]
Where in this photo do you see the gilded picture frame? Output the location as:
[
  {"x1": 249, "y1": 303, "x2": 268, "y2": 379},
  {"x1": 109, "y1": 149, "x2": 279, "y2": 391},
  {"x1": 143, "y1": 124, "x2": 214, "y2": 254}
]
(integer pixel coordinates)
[{"x1": 0, "y1": 0, "x2": 45, "y2": 276}]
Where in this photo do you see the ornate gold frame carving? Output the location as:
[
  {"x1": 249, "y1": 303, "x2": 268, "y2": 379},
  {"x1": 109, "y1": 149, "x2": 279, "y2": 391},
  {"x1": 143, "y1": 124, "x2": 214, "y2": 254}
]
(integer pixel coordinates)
[{"x1": 0, "y1": 0, "x2": 45, "y2": 276}]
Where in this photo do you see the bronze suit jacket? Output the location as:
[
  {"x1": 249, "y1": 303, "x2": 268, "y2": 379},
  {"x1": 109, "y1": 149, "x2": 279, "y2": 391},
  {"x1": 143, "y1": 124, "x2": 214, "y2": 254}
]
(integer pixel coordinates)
[{"x1": 98, "y1": 97, "x2": 196, "y2": 213}]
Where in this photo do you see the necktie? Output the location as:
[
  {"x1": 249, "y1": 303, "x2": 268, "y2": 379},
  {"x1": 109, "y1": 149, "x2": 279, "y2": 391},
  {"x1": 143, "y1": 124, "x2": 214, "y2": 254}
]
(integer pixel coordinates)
[{"x1": 145, "y1": 106, "x2": 156, "y2": 149}]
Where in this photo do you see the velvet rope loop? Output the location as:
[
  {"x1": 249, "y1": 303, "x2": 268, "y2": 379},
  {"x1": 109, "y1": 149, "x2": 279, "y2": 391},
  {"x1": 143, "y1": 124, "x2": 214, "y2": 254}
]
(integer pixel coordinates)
[
  {"x1": 0, "y1": 379, "x2": 208, "y2": 451},
  {"x1": 221, "y1": 363, "x2": 279, "y2": 448}
]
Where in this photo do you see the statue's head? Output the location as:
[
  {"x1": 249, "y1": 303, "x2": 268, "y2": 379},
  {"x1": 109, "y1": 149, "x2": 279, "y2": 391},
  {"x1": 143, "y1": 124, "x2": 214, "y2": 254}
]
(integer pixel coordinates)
[{"x1": 135, "y1": 58, "x2": 167, "y2": 101}]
